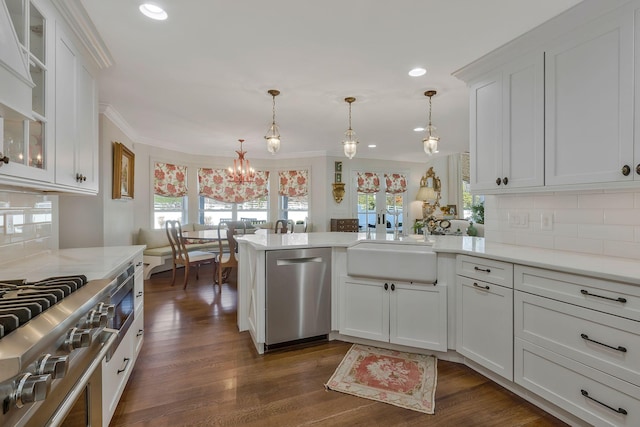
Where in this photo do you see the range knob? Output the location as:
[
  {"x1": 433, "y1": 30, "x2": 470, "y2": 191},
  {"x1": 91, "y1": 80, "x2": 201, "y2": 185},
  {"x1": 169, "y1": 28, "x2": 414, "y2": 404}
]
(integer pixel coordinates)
[
  {"x1": 96, "y1": 302, "x2": 115, "y2": 319},
  {"x1": 65, "y1": 327, "x2": 92, "y2": 351},
  {"x1": 86, "y1": 309, "x2": 108, "y2": 328},
  {"x1": 14, "y1": 373, "x2": 51, "y2": 408},
  {"x1": 36, "y1": 354, "x2": 69, "y2": 379}
]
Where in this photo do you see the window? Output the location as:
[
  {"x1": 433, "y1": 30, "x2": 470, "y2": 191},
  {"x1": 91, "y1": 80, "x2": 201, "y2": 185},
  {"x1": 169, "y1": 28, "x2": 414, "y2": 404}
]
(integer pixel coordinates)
[
  {"x1": 198, "y1": 168, "x2": 269, "y2": 225},
  {"x1": 278, "y1": 170, "x2": 309, "y2": 223},
  {"x1": 460, "y1": 152, "x2": 483, "y2": 220},
  {"x1": 153, "y1": 162, "x2": 188, "y2": 228},
  {"x1": 356, "y1": 172, "x2": 407, "y2": 233}
]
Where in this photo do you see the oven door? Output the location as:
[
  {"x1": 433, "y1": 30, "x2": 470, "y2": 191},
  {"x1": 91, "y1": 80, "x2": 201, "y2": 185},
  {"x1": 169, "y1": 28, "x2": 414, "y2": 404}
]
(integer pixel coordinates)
[{"x1": 106, "y1": 272, "x2": 135, "y2": 362}]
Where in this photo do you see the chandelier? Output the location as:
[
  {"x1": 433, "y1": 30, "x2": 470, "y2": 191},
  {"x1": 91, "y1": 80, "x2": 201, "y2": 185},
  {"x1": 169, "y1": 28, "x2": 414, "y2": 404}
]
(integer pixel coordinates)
[
  {"x1": 423, "y1": 90, "x2": 440, "y2": 156},
  {"x1": 228, "y1": 139, "x2": 255, "y2": 183},
  {"x1": 264, "y1": 89, "x2": 281, "y2": 154},
  {"x1": 342, "y1": 97, "x2": 358, "y2": 159}
]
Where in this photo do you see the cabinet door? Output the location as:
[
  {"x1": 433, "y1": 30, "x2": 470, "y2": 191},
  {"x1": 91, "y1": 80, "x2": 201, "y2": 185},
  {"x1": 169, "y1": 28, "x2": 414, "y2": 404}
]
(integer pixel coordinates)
[
  {"x1": 545, "y1": 11, "x2": 634, "y2": 186},
  {"x1": 339, "y1": 278, "x2": 389, "y2": 342},
  {"x1": 470, "y1": 72, "x2": 502, "y2": 191},
  {"x1": 389, "y1": 283, "x2": 447, "y2": 351},
  {"x1": 54, "y1": 26, "x2": 77, "y2": 188},
  {"x1": 457, "y1": 276, "x2": 513, "y2": 380},
  {"x1": 75, "y1": 61, "x2": 98, "y2": 191},
  {"x1": 501, "y1": 52, "x2": 544, "y2": 189}
]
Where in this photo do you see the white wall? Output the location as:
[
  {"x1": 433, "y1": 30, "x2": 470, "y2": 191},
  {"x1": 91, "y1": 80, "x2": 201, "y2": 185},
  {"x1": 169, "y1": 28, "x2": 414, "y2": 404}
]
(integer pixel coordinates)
[{"x1": 485, "y1": 189, "x2": 640, "y2": 260}]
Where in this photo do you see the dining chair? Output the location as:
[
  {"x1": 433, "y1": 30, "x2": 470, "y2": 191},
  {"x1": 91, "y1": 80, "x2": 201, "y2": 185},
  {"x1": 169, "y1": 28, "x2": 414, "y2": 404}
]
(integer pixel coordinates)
[
  {"x1": 274, "y1": 219, "x2": 295, "y2": 234},
  {"x1": 165, "y1": 220, "x2": 217, "y2": 289},
  {"x1": 215, "y1": 221, "x2": 246, "y2": 286}
]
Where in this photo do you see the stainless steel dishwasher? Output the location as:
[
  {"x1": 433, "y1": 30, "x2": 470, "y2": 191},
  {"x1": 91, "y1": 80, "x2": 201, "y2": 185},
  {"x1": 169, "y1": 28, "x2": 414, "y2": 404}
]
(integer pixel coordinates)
[{"x1": 265, "y1": 247, "x2": 331, "y2": 350}]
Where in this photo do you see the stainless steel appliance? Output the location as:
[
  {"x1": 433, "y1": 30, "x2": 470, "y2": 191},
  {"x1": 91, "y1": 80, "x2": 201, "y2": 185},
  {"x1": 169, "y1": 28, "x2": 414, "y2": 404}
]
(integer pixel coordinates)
[
  {"x1": 0, "y1": 263, "x2": 135, "y2": 427},
  {"x1": 265, "y1": 247, "x2": 331, "y2": 350}
]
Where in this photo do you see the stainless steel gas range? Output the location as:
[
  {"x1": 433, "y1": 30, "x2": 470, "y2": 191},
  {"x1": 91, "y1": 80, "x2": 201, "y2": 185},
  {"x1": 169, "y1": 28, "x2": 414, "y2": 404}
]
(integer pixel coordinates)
[{"x1": 0, "y1": 248, "x2": 144, "y2": 427}]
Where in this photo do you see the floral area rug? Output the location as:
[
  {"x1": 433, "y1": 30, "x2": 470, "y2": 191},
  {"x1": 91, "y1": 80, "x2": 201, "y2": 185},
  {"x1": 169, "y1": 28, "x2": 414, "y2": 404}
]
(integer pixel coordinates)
[{"x1": 325, "y1": 344, "x2": 437, "y2": 414}]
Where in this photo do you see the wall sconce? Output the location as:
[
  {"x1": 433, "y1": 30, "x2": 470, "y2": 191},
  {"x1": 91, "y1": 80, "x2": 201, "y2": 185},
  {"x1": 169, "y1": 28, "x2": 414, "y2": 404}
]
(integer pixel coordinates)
[
  {"x1": 416, "y1": 167, "x2": 441, "y2": 217},
  {"x1": 332, "y1": 182, "x2": 346, "y2": 203}
]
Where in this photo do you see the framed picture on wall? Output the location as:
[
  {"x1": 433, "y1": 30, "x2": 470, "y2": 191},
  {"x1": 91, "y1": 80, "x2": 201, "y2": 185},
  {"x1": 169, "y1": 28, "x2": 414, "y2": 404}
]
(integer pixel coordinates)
[
  {"x1": 113, "y1": 142, "x2": 135, "y2": 199},
  {"x1": 446, "y1": 204, "x2": 457, "y2": 217}
]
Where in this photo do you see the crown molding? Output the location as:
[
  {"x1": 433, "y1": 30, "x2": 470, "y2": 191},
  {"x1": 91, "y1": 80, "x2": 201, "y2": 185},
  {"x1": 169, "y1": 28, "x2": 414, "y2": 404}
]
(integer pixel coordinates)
[
  {"x1": 51, "y1": 0, "x2": 113, "y2": 69},
  {"x1": 100, "y1": 103, "x2": 139, "y2": 142}
]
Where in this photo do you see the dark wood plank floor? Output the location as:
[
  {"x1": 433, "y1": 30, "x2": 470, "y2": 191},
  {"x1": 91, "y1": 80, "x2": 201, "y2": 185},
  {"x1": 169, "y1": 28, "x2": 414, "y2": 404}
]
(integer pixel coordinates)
[{"x1": 110, "y1": 264, "x2": 567, "y2": 426}]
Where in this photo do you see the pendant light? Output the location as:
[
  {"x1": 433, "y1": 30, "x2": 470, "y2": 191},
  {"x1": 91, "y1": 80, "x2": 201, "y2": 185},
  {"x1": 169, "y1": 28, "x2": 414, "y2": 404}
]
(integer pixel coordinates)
[
  {"x1": 342, "y1": 97, "x2": 358, "y2": 159},
  {"x1": 264, "y1": 89, "x2": 281, "y2": 154},
  {"x1": 423, "y1": 90, "x2": 440, "y2": 156},
  {"x1": 228, "y1": 139, "x2": 255, "y2": 183}
]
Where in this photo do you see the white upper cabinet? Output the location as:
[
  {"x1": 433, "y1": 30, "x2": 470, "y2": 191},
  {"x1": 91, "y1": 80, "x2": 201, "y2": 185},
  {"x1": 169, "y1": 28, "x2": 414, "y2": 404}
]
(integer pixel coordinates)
[
  {"x1": 545, "y1": 10, "x2": 635, "y2": 186},
  {"x1": 457, "y1": 0, "x2": 640, "y2": 192},
  {"x1": 54, "y1": 21, "x2": 98, "y2": 193},
  {"x1": 470, "y1": 52, "x2": 544, "y2": 192}
]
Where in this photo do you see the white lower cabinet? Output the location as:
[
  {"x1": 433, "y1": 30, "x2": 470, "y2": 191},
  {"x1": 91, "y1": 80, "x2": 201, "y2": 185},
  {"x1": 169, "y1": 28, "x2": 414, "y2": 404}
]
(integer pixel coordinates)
[
  {"x1": 456, "y1": 255, "x2": 514, "y2": 380},
  {"x1": 514, "y1": 265, "x2": 640, "y2": 426},
  {"x1": 102, "y1": 329, "x2": 134, "y2": 427},
  {"x1": 339, "y1": 276, "x2": 447, "y2": 351}
]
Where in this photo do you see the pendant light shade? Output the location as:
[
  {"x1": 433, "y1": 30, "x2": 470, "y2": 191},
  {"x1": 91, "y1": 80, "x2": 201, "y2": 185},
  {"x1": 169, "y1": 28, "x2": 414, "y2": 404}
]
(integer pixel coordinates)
[
  {"x1": 342, "y1": 97, "x2": 358, "y2": 159},
  {"x1": 423, "y1": 90, "x2": 440, "y2": 156},
  {"x1": 264, "y1": 89, "x2": 281, "y2": 154}
]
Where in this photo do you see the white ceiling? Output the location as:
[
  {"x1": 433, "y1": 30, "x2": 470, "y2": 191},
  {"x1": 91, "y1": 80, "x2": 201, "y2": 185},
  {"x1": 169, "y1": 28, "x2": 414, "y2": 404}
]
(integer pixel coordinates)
[{"x1": 80, "y1": 0, "x2": 582, "y2": 162}]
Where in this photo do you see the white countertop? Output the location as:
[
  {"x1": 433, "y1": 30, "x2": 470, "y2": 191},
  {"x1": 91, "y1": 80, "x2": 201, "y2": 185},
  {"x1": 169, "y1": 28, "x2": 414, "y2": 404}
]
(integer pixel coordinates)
[
  {"x1": 237, "y1": 232, "x2": 640, "y2": 286},
  {"x1": 0, "y1": 246, "x2": 146, "y2": 282}
]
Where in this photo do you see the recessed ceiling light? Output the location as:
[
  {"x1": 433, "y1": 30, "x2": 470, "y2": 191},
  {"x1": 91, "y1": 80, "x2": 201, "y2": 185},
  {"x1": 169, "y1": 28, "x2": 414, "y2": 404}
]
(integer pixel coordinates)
[
  {"x1": 408, "y1": 67, "x2": 427, "y2": 77},
  {"x1": 368, "y1": 144, "x2": 377, "y2": 148},
  {"x1": 414, "y1": 127, "x2": 425, "y2": 132},
  {"x1": 139, "y1": 3, "x2": 168, "y2": 20}
]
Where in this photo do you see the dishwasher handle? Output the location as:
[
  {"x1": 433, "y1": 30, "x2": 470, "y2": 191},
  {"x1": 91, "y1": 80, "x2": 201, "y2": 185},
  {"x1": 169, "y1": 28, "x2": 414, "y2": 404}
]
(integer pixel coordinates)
[{"x1": 276, "y1": 257, "x2": 324, "y2": 266}]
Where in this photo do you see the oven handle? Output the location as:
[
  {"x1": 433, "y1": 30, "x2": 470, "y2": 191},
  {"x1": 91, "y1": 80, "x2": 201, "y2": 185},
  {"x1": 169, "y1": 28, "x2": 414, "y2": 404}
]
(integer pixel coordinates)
[{"x1": 46, "y1": 329, "x2": 119, "y2": 427}]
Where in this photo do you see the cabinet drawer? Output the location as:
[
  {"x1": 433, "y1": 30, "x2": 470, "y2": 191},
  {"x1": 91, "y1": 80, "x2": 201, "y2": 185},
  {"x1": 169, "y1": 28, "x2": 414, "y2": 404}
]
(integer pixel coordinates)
[
  {"x1": 515, "y1": 265, "x2": 640, "y2": 321},
  {"x1": 456, "y1": 255, "x2": 513, "y2": 287},
  {"x1": 515, "y1": 339, "x2": 640, "y2": 427},
  {"x1": 516, "y1": 291, "x2": 640, "y2": 386},
  {"x1": 132, "y1": 311, "x2": 144, "y2": 358},
  {"x1": 457, "y1": 276, "x2": 513, "y2": 380},
  {"x1": 102, "y1": 329, "x2": 134, "y2": 426}
]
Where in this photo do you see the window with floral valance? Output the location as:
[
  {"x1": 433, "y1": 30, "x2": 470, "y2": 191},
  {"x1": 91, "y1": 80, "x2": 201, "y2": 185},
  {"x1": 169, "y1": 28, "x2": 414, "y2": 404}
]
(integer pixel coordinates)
[
  {"x1": 384, "y1": 173, "x2": 407, "y2": 194},
  {"x1": 197, "y1": 168, "x2": 269, "y2": 203},
  {"x1": 356, "y1": 172, "x2": 380, "y2": 193},
  {"x1": 154, "y1": 162, "x2": 188, "y2": 197},
  {"x1": 278, "y1": 170, "x2": 308, "y2": 197},
  {"x1": 278, "y1": 170, "x2": 309, "y2": 222}
]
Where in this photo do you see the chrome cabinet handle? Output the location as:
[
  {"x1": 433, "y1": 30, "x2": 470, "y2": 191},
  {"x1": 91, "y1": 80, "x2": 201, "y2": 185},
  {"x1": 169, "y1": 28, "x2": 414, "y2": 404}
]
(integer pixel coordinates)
[
  {"x1": 474, "y1": 266, "x2": 491, "y2": 273},
  {"x1": 117, "y1": 358, "x2": 131, "y2": 374},
  {"x1": 581, "y1": 389, "x2": 627, "y2": 415},
  {"x1": 580, "y1": 289, "x2": 627, "y2": 303},
  {"x1": 622, "y1": 165, "x2": 631, "y2": 176},
  {"x1": 473, "y1": 282, "x2": 490, "y2": 290},
  {"x1": 580, "y1": 333, "x2": 627, "y2": 353}
]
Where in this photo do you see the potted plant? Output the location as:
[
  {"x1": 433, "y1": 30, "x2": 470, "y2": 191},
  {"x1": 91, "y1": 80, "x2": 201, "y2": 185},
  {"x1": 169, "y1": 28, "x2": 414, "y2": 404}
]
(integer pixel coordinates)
[
  {"x1": 471, "y1": 201, "x2": 484, "y2": 224},
  {"x1": 412, "y1": 220, "x2": 424, "y2": 235}
]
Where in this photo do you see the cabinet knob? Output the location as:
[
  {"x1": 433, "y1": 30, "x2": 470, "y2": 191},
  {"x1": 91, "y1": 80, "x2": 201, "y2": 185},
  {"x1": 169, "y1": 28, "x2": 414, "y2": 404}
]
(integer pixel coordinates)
[
  {"x1": 76, "y1": 173, "x2": 87, "y2": 182},
  {"x1": 495, "y1": 177, "x2": 502, "y2": 186},
  {"x1": 384, "y1": 283, "x2": 388, "y2": 291},
  {"x1": 503, "y1": 177, "x2": 508, "y2": 185},
  {"x1": 0, "y1": 154, "x2": 9, "y2": 165},
  {"x1": 636, "y1": 164, "x2": 640, "y2": 175},
  {"x1": 621, "y1": 165, "x2": 631, "y2": 176},
  {"x1": 390, "y1": 283, "x2": 395, "y2": 291}
]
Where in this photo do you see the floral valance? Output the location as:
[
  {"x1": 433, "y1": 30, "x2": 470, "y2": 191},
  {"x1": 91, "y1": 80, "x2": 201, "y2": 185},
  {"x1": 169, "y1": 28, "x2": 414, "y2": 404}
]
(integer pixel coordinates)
[
  {"x1": 154, "y1": 162, "x2": 188, "y2": 197},
  {"x1": 384, "y1": 173, "x2": 407, "y2": 194},
  {"x1": 198, "y1": 168, "x2": 269, "y2": 203},
  {"x1": 356, "y1": 172, "x2": 380, "y2": 193},
  {"x1": 278, "y1": 170, "x2": 308, "y2": 197}
]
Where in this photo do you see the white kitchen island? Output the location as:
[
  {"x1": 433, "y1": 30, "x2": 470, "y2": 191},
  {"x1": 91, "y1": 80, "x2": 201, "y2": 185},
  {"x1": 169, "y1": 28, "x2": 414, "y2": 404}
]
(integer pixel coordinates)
[{"x1": 237, "y1": 231, "x2": 640, "y2": 427}]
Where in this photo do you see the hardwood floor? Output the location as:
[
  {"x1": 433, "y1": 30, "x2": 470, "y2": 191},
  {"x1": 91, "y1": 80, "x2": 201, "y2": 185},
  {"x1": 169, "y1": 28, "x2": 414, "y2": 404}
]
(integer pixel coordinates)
[{"x1": 110, "y1": 264, "x2": 568, "y2": 426}]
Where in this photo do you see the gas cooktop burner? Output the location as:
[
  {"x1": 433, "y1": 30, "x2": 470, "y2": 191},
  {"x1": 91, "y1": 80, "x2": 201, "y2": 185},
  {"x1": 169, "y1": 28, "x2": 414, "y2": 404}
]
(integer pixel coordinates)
[{"x1": 0, "y1": 275, "x2": 88, "y2": 338}]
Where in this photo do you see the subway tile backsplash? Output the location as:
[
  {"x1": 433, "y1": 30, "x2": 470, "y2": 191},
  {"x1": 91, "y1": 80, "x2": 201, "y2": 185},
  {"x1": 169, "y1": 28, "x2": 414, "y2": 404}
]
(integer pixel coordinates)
[
  {"x1": 0, "y1": 190, "x2": 54, "y2": 265},
  {"x1": 485, "y1": 189, "x2": 640, "y2": 260}
]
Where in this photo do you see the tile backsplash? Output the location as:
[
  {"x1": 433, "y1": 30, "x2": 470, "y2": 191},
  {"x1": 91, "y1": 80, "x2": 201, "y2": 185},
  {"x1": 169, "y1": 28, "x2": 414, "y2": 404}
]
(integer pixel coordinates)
[
  {"x1": 484, "y1": 189, "x2": 640, "y2": 260},
  {"x1": 0, "y1": 190, "x2": 55, "y2": 265}
]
